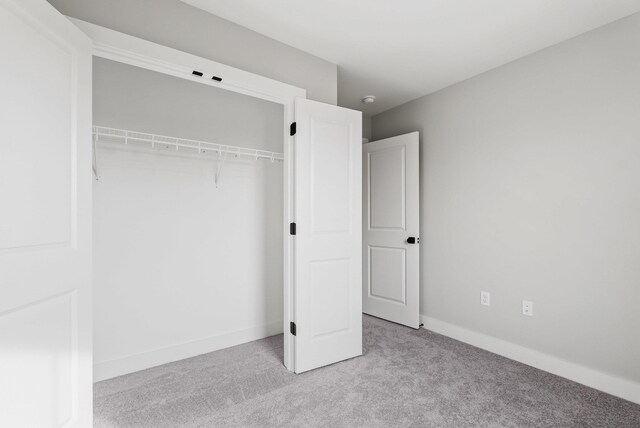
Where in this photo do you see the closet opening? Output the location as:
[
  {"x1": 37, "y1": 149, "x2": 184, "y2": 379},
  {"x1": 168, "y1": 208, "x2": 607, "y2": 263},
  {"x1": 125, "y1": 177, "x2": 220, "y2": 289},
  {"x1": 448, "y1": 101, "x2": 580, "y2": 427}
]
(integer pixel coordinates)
[{"x1": 92, "y1": 57, "x2": 286, "y2": 381}]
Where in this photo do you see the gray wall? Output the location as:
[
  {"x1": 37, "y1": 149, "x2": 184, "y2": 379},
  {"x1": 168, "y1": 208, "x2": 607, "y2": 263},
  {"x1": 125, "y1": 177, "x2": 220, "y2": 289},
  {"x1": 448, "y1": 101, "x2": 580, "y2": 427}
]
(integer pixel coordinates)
[
  {"x1": 372, "y1": 13, "x2": 640, "y2": 382},
  {"x1": 48, "y1": 0, "x2": 337, "y2": 104},
  {"x1": 362, "y1": 114, "x2": 372, "y2": 140}
]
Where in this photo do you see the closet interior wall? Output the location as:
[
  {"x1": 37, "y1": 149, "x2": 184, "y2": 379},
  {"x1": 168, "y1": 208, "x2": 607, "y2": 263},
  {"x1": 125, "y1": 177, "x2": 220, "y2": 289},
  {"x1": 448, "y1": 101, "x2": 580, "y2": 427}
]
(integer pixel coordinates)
[{"x1": 92, "y1": 57, "x2": 285, "y2": 380}]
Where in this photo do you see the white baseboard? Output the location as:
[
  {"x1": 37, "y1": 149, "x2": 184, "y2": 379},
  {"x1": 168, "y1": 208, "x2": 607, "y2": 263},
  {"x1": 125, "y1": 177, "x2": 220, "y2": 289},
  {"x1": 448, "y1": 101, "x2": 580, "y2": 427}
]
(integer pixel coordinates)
[
  {"x1": 94, "y1": 320, "x2": 284, "y2": 382},
  {"x1": 420, "y1": 315, "x2": 640, "y2": 405}
]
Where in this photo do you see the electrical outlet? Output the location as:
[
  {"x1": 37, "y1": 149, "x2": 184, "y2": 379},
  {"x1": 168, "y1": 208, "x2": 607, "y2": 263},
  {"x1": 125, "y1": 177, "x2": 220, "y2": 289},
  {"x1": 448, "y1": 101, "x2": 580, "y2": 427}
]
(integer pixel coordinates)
[
  {"x1": 522, "y1": 300, "x2": 533, "y2": 316},
  {"x1": 480, "y1": 291, "x2": 490, "y2": 306}
]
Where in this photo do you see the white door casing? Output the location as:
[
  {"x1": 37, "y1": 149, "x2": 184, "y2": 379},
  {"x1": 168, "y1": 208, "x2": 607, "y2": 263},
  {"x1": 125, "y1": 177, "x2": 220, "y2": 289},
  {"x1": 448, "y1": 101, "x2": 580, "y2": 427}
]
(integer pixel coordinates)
[
  {"x1": 69, "y1": 17, "x2": 306, "y2": 372},
  {"x1": 363, "y1": 132, "x2": 420, "y2": 328},
  {"x1": 0, "y1": 0, "x2": 92, "y2": 426},
  {"x1": 293, "y1": 98, "x2": 362, "y2": 373}
]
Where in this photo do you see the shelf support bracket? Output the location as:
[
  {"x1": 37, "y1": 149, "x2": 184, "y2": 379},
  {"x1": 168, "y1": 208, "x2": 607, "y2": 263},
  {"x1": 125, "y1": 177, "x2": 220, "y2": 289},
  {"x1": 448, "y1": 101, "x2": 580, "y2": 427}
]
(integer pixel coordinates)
[
  {"x1": 92, "y1": 131, "x2": 100, "y2": 181},
  {"x1": 214, "y1": 148, "x2": 227, "y2": 188}
]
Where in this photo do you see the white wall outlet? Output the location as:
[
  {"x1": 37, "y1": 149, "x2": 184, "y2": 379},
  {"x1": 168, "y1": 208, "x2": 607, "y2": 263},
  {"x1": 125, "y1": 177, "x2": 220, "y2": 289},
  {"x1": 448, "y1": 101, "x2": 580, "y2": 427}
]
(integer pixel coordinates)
[
  {"x1": 480, "y1": 291, "x2": 491, "y2": 306},
  {"x1": 522, "y1": 300, "x2": 533, "y2": 316}
]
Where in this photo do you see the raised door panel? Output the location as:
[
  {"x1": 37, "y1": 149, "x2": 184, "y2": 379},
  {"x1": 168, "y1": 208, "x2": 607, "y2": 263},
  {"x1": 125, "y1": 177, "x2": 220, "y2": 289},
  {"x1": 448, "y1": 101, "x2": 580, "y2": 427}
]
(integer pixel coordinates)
[
  {"x1": 0, "y1": 293, "x2": 76, "y2": 426},
  {"x1": 310, "y1": 259, "x2": 351, "y2": 338},
  {"x1": 369, "y1": 246, "x2": 406, "y2": 305},
  {"x1": 368, "y1": 146, "x2": 406, "y2": 231},
  {"x1": 310, "y1": 119, "x2": 352, "y2": 234}
]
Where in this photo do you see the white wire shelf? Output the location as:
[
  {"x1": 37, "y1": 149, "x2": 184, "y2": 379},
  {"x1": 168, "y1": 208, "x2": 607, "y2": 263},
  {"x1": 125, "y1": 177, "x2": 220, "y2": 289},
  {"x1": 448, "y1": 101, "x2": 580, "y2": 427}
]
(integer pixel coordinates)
[
  {"x1": 92, "y1": 126, "x2": 283, "y2": 186},
  {"x1": 92, "y1": 126, "x2": 284, "y2": 162}
]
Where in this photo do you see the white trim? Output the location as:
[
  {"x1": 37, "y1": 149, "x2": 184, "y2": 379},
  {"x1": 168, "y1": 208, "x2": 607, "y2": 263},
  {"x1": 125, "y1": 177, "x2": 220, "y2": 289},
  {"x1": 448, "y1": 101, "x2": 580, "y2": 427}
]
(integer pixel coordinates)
[
  {"x1": 421, "y1": 315, "x2": 640, "y2": 405},
  {"x1": 94, "y1": 320, "x2": 283, "y2": 382},
  {"x1": 285, "y1": 100, "x2": 296, "y2": 372},
  {"x1": 69, "y1": 18, "x2": 302, "y2": 372},
  {"x1": 69, "y1": 18, "x2": 305, "y2": 105}
]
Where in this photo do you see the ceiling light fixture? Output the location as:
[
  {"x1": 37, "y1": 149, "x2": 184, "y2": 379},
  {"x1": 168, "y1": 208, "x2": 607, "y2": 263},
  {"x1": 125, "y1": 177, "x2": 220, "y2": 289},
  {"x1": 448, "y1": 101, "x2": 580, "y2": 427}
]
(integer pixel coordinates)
[{"x1": 361, "y1": 95, "x2": 376, "y2": 104}]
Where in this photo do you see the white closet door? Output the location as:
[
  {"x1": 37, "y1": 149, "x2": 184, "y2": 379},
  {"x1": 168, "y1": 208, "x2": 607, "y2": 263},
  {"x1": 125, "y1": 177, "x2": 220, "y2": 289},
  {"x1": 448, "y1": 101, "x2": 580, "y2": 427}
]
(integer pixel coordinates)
[
  {"x1": 363, "y1": 133, "x2": 420, "y2": 328},
  {"x1": 0, "y1": 1, "x2": 92, "y2": 426},
  {"x1": 293, "y1": 98, "x2": 362, "y2": 373}
]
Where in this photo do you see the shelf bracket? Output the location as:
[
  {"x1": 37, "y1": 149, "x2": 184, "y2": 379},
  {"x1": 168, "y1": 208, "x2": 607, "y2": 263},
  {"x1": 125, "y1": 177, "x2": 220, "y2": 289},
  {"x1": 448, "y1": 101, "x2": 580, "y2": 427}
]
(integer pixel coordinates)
[
  {"x1": 214, "y1": 148, "x2": 227, "y2": 188},
  {"x1": 92, "y1": 131, "x2": 100, "y2": 181}
]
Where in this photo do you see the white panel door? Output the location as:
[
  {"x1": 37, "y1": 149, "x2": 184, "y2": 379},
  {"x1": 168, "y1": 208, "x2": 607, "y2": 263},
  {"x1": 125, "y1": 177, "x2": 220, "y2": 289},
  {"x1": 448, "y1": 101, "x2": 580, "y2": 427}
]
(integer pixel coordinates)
[
  {"x1": 0, "y1": 1, "x2": 92, "y2": 426},
  {"x1": 293, "y1": 98, "x2": 362, "y2": 373},
  {"x1": 363, "y1": 132, "x2": 419, "y2": 328}
]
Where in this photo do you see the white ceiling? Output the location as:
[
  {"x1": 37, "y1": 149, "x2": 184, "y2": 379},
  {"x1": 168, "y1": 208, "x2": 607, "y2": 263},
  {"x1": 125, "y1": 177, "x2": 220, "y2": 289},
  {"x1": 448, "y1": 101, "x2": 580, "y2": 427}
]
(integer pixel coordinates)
[{"x1": 181, "y1": 0, "x2": 640, "y2": 116}]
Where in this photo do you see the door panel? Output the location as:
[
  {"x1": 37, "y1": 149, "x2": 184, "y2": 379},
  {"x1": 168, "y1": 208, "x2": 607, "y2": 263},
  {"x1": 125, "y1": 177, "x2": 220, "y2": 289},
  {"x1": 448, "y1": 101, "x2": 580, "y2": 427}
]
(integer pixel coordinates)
[
  {"x1": 369, "y1": 146, "x2": 406, "y2": 230},
  {"x1": 310, "y1": 120, "x2": 352, "y2": 233},
  {"x1": 310, "y1": 259, "x2": 351, "y2": 338},
  {"x1": 0, "y1": 1, "x2": 92, "y2": 426},
  {"x1": 0, "y1": 293, "x2": 75, "y2": 426},
  {"x1": 369, "y1": 246, "x2": 406, "y2": 304},
  {"x1": 293, "y1": 98, "x2": 362, "y2": 373},
  {"x1": 363, "y1": 133, "x2": 419, "y2": 328}
]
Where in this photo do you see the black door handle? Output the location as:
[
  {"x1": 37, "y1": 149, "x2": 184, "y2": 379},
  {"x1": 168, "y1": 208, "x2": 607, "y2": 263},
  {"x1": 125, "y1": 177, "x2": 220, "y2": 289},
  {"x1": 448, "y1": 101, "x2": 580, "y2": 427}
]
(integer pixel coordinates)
[{"x1": 407, "y1": 237, "x2": 419, "y2": 244}]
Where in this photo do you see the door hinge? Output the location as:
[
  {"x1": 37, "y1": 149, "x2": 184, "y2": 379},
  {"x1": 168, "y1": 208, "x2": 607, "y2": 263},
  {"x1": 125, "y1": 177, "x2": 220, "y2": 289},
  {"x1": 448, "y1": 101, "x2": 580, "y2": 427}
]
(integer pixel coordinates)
[
  {"x1": 290, "y1": 321, "x2": 297, "y2": 336},
  {"x1": 290, "y1": 222, "x2": 296, "y2": 235},
  {"x1": 290, "y1": 122, "x2": 297, "y2": 136}
]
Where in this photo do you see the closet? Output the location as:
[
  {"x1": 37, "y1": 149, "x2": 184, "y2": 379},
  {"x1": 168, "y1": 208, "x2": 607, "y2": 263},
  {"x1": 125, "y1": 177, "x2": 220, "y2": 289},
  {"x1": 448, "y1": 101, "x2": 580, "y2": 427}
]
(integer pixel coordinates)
[{"x1": 91, "y1": 58, "x2": 286, "y2": 381}]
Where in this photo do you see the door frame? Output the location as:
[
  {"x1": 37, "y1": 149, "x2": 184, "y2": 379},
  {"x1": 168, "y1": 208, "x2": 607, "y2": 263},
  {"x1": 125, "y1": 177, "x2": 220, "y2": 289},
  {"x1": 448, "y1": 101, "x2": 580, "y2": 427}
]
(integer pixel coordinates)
[{"x1": 70, "y1": 18, "x2": 305, "y2": 371}]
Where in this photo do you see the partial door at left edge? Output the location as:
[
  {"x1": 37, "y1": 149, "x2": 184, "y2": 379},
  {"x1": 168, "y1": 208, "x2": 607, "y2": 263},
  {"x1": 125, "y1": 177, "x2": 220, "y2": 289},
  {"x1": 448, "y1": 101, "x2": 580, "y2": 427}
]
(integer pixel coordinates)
[{"x1": 0, "y1": 1, "x2": 93, "y2": 426}]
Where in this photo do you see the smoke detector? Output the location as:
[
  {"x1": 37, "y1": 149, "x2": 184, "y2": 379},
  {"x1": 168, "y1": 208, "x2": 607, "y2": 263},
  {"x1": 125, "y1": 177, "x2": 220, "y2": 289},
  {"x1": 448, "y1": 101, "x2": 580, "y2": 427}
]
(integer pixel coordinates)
[{"x1": 361, "y1": 95, "x2": 376, "y2": 104}]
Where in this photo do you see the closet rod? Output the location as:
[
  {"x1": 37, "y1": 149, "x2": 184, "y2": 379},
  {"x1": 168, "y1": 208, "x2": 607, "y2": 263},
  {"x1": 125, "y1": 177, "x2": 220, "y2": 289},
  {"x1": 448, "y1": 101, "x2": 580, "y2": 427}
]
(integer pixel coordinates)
[{"x1": 92, "y1": 126, "x2": 284, "y2": 162}]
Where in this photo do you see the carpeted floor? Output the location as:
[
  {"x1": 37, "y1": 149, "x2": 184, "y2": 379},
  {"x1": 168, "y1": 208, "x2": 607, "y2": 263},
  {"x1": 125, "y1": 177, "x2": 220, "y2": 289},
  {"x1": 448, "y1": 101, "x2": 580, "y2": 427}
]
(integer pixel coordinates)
[{"x1": 95, "y1": 315, "x2": 640, "y2": 427}]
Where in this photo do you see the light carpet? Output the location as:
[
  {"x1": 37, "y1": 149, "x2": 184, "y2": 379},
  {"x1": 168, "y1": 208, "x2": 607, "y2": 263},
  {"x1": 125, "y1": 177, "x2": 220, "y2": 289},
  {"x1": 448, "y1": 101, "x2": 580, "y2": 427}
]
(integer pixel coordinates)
[{"x1": 95, "y1": 315, "x2": 640, "y2": 427}]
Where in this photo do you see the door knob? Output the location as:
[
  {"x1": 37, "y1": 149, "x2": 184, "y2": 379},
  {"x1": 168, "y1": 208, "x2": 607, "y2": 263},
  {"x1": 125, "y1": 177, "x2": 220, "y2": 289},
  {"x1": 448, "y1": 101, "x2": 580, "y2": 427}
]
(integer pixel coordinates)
[{"x1": 407, "y1": 237, "x2": 419, "y2": 244}]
